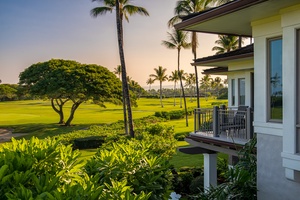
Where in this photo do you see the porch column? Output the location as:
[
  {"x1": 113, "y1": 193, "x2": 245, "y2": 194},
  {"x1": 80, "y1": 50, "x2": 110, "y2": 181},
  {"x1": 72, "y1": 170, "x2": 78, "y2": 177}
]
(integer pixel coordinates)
[{"x1": 203, "y1": 153, "x2": 217, "y2": 189}]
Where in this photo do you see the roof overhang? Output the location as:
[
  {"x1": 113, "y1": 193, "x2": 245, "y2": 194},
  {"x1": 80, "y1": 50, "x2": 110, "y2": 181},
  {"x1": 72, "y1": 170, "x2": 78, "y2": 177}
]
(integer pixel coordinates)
[{"x1": 175, "y1": 0, "x2": 300, "y2": 37}]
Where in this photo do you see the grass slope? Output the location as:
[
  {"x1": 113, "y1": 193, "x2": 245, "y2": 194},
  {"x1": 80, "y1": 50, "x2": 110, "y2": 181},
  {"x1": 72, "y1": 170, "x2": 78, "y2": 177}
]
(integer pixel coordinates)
[{"x1": 0, "y1": 97, "x2": 227, "y2": 168}]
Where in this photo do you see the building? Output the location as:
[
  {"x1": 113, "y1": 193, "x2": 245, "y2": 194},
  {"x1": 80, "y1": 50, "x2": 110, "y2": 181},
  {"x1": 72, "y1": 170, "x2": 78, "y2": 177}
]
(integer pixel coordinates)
[{"x1": 175, "y1": 0, "x2": 300, "y2": 199}]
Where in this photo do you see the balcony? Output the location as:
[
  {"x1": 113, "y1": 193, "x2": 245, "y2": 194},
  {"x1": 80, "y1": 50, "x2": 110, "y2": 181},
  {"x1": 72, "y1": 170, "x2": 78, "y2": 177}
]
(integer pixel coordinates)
[{"x1": 192, "y1": 105, "x2": 254, "y2": 145}]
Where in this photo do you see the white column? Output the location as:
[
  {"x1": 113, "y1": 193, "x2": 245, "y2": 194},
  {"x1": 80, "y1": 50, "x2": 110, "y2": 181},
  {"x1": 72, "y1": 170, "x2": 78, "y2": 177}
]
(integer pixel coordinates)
[{"x1": 203, "y1": 153, "x2": 217, "y2": 189}]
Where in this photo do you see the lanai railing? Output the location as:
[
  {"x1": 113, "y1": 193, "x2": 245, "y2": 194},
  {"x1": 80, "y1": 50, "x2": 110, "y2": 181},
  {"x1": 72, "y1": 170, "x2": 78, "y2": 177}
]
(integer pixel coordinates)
[{"x1": 194, "y1": 106, "x2": 254, "y2": 140}]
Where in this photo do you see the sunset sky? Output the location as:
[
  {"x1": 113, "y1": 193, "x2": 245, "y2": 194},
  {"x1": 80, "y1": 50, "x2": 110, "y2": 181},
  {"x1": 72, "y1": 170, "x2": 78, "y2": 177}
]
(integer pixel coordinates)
[{"x1": 0, "y1": 0, "x2": 219, "y2": 87}]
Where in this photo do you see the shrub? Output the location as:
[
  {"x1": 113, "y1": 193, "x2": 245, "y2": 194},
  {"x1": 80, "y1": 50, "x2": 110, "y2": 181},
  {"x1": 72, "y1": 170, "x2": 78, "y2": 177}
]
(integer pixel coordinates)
[
  {"x1": 174, "y1": 132, "x2": 189, "y2": 141},
  {"x1": 85, "y1": 139, "x2": 174, "y2": 200},
  {"x1": 191, "y1": 137, "x2": 257, "y2": 200}
]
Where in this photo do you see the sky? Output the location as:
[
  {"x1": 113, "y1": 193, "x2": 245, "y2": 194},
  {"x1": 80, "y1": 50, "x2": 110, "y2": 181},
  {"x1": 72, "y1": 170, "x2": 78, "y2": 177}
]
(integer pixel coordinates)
[{"x1": 0, "y1": 0, "x2": 219, "y2": 88}]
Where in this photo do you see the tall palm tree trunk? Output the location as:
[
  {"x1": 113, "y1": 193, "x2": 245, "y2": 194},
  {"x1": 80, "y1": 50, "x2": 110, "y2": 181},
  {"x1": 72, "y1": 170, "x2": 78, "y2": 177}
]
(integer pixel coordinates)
[
  {"x1": 122, "y1": 86, "x2": 128, "y2": 134},
  {"x1": 178, "y1": 49, "x2": 188, "y2": 127},
  {"x1": 173, "y1": 82, "x2": 176, "y2": 106},
  {"x1": 160, "y1": 81, "x2": 163, "y2": 107},
  {"x1": 116, "y1": 0, "x2": 134, "y2": 137},
  {"x1": 192, "y1": 32, "x2": 200, "y2": 108}
]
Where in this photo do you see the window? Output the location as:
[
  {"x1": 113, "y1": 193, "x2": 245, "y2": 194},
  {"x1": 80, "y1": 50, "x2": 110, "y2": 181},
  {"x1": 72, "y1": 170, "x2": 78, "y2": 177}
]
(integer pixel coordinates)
[
  {"x1": 231, "y1": 79, "x2": 235, "y2": 106},
  {"x1": 268, "y1": 37, "x2": 282, "y2": 121},
  {"x1": 238, "y1": 78, "x2": 245, "y2": 105}
]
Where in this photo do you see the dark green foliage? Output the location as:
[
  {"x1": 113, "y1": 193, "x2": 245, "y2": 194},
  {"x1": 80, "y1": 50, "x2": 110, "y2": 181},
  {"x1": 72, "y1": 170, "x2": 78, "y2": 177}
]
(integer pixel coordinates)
[
  {"x1": 154, "y1": 109, "x2": 193, "y2": 120},
  {"x1": 73, "y1": 136, "x2": 105, "y2": 149},
  {"x1": 191, "y1": 137, "x2": 257, "y2": 200},
  {"x1": 174, "y1": 132, "x2": 189, "y2": 141},
  {"x1": 189, "y1": 176, "x2": 204, "y2": 194},
  {"x1": 172, "y1": 167, "x2": 203, "y2": 196}
]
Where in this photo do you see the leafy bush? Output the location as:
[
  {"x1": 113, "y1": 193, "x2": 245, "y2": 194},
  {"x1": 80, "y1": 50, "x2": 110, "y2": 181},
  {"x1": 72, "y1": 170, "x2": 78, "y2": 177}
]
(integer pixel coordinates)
[
  {"x1": 85, "y1": 139, "x2": 174, "y2": 200},
  {"x1": 174, "y1": 132, "x2": 189, "y2": 141},
  {"x1": 0, "y1": 137, "x2": 152, "y2": 199}
]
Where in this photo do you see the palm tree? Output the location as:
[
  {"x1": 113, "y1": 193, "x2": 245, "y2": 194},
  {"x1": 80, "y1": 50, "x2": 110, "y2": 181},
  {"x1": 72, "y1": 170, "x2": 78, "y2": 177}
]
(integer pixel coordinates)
[
  {"x1": 185, "y1": 73, "x2": 196, "y2": 102},
  {"x1": 113, "y1": 65, "x2": 122, "y2": 79},
  {"x1": 200, "y1": 74, "x2": 212, "y2": 100},
  {"x1": 91, "y1": 0, "x2": 149, "y2": 137},
  {"x1": 146, "y1": 77, "x2": 155, "y2": 91},
  {"x1": 169, "y1": 70, "x2": 180, "y2": 106},
  {"x1": 150, "y1": 66, "x2": 168, "y2": 107},
  {"x1": 162, "y1": 29, "x2": 191, "y2": 126},
  {"x1": 178, "y1": 70, "x2": 187, "y2": 108},
  {"x1": 213, "y1": 76, "x2": 223, "y2": 97},
  {"x1": 212, "y1": 35, "x2": 240, "y2": 54},
  {"x1": 169, "y1": 0, "x2": 232, "y2": 108}
]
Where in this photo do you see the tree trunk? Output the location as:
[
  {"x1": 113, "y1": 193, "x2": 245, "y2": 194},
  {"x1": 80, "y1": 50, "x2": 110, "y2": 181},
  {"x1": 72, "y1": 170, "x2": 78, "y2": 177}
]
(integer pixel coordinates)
[
  {"x1": 116, "y1": 0, "x2": 134, "y2": 137},
  {"x1": 192, "y1": 32, "x2": 200, "y2": 109},
  {"x1": 65, "y1": 101, "x2": 81, "y2": 126},
  {"x1": 122, "y1": 82, "x2": 128, "y2": 135},
  {"x1": 160, "y1": 81, "x2": 163, "y2": 107},
  {"x1": 173, "y1": 82, "x2": 176, "y2": 106},
  {"x1": 51, "y1": 98, "x2": 67, "y2": 124},
  {"x1": 178, "y1": 49, "x2": 188, "y2": 127}
]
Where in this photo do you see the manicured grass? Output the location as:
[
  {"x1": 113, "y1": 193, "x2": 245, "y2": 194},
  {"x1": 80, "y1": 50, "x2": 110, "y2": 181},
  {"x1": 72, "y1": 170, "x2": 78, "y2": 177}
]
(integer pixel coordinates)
[{"x1": 0, "y1": 97, "x2": 228, "y2": 167}]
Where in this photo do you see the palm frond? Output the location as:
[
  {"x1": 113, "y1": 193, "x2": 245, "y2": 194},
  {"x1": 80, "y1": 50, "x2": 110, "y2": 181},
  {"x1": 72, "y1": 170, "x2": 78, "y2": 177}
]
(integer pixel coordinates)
[
  {"x1": 90, "y1": 7, "x2": 113, "y2": 17},
  {"x1": 124, "y1": 5, "x2": 149, "y2": 16}
]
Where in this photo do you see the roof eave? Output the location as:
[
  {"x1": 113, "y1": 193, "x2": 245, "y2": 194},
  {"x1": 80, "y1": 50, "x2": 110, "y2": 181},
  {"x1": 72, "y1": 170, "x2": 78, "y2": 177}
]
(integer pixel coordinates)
[
  {"x1": 192, "y1": 52, "x2": 254, "y2": 66},
  {"x1": 174, "y1": 0, "x2": 267, "y2": 35}
]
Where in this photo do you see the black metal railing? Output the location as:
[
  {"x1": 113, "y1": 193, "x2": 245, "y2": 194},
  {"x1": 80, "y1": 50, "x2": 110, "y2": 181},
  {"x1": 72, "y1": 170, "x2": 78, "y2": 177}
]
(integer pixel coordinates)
[{"x1": 194, "y1": 106, "x2": 254, "y2": 140}]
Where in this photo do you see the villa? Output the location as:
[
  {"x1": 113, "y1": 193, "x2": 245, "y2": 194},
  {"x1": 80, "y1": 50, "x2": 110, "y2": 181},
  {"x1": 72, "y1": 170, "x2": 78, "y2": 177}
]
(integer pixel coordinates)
[{"x1": 175, "y1": 0, "x2": 300, "y2": 199}]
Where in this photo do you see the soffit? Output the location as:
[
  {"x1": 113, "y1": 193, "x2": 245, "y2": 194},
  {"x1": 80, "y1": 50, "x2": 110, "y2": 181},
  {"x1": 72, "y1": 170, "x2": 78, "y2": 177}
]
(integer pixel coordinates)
[{"x1": 175, "y1": 0, "x2": 300, "y2": 37}]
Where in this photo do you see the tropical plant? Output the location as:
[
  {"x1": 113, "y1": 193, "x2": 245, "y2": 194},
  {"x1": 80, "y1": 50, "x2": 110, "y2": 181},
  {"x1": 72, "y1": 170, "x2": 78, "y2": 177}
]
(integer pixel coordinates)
[
  {"x1": 168, "y1": 0, "x2": 211, "y2": 109},
  {"x1": 91, "y1": 0, "x2": 149, "y2": 137},
  {"x1": 212, "y1": 77, "x2": 223, "y2": 97},
  {"x1": 212, "y1": 35, "x2": 241, "y2": 54},
  {"x1": 178, "y1": 69, "x2": 187, "y2": 108},
  {"x1": 169, "y1": 70, "x2": 180, "y2": 106},
  {"x1": 85, "y1": 138, "x2": 174, "y2": 200},
  {"x1": 200, "y1": 74, "x2": 212, "y2": 100},
  {"x1": 150, "y1": 66, "x2": 168, "y2": 107},
  {"x1": 113, "y1": 65, "x2": 122, "y2": 79},
  {"x1": 19, "y1": 59, "x2": 123, "y2": 126},
  {"x1": 191, "y1": 137, "x2": 257, "y2": 200},
  {"x1": 185, "y1": 73, "x2": 196, "y2": 102},
  {"x1": 162, "y1": 29, "x2": 191, "y2": 126},
  {"x1": 146, "y1": 77, "x2": 155, "y2": 91}
]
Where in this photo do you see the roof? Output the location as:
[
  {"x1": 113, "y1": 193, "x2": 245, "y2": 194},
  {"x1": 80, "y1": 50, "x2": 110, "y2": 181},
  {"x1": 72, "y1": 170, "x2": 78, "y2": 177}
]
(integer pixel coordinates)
[
  {"x1": 193, "y1": 44, "x2": 254, "y2": 66},
  {"x1": 174, "y1": 0, "x2": 300, "y2": 36},
  {"x1": 202, "y1": 67, "x2": 228, "y2": 75}
]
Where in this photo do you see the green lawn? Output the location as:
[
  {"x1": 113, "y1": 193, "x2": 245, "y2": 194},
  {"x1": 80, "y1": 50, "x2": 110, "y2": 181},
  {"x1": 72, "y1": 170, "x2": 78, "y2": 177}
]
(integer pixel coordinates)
[{"x1": 0, "y1": 97, "x2": 228, "y2": 168}]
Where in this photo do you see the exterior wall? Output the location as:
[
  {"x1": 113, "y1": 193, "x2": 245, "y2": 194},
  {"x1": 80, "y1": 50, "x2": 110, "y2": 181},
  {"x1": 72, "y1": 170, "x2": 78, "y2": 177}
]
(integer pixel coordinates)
[
  {"x1": 257, "y1": 134, "x2": 300, "y2": 200},
  {"x1": 227, "y1": 60, "x2": 253, "y2": 109},
  {"x1": 252, "y1": 5, "x2": 300, "y2": 199}
]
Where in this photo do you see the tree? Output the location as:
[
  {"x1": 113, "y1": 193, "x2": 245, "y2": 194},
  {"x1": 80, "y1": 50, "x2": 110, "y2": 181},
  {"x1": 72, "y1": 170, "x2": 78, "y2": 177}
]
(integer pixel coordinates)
[
  {"x1": 168, "y1": 70, "x2": 180, "y2": 106},
  {"x1": 185, "y1": 73, "x2": 196, "y2": 102},
  {"x1": 212, "y1": 35, "x2": 240, "y2": 54},
  {"x1": 200, "y1": 74, "x2": 212, "y2": 100},
  {"x1": 113, "y1": 65, "x2": 122, "y2": 79},
  {"x1": 146, "y1": 77, "x2": 155, "y2": 91},
  {"x1": 178, "y1": 69, "x2": 187, "y2": 108},
  {"x1": 19, "y1": 59, "x2": 123, "y2": 126},
  {"x1": 0, "y1": 84, "x2": 17, "y2": 101},
  {"x1": 150, "y1": 66, "x2": 168, "y2": 107},
  {"x1": 91, "y1": 0, "x2": 149, "y2": 137},
  {"x1": 162, "y1": 29, "x2": 191, "y2": 126},
  {"x1": 168, "y1": 0, "x2": 212, "y2": 109}
]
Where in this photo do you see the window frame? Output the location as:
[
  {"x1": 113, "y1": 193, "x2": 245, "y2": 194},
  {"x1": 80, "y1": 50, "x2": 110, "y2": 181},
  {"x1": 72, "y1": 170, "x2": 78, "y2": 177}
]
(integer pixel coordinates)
[
  {"x1": 267, "y1": 36, "x2": 283, "y2": 123},
  {"x1": 238, "y1": 78, "x2": 246, "y2": 106},
  {"x1": 231, "y1": 79, "x2": 235, "y2": 106}
]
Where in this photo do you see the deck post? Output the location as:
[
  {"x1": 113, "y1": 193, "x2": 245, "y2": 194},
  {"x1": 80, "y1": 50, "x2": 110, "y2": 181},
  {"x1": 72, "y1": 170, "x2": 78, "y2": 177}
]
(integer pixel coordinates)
[
  {"x1": 213, "y1": 106, "x2": 219, "y2": 137},
  {"x1": 246, "y1": 107, "x2": 253, "y2": 139},
  {"x1": 203, "y1": 153, "x2": 217, "y2": 190}
]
